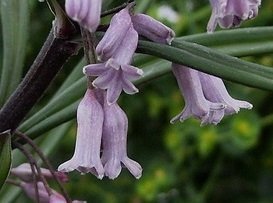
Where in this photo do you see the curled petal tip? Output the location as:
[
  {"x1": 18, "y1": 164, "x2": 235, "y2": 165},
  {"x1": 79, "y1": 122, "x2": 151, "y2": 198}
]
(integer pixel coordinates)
[
  {"x1": 97, "y1": 174, "x2": 104, "y2": 180},
  {"x1": 82, "y1": 67, "x2": 87, "y2": 74},
  {"x1": 137, "y1": 69, "x2": 144, "y2": 75}
]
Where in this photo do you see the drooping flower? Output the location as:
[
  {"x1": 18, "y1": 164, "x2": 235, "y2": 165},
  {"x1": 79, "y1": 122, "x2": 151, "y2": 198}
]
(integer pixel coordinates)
[
  {"x1": 207, "y1": 0, "x2": 261, "y2": 32},
  {"x1": 131, "y1": 13, "x2": 175, "y2": 44},
  {"x1": 65, "y1": 0, "x2": 102, "y2": 32},
  {"x1": 171, "y1": 64, "x2": 226, "y2": 125},
  {"x1": 11, "y1": 163, "x2": 68, "y2": 182},
  {"x1": 101, "y1": 96, "x2": 142, "y2": 179},
  {"x1": 84, "y1": 25, "x2": 143, "y2": 105},
  {"x1": 198, "y1": 72, "x2": 253, "y2": 115},
  {"x1": 58, "y1": 89, "x2": 104, "y2": 179}
]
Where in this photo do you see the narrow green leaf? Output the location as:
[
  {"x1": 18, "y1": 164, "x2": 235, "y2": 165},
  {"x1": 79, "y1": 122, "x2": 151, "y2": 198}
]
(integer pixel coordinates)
[
  {"x1": 137, "y1": 40, "x2": 273, "y2": 91},
  {"x1": 178, "y1": 27, "x2": 273, "y2": 46},
  {"x1": 135, "y1": 60, "x2": 171, "y2": 85},
  {"x1": 176, "y1": 27, "x2": 273, "y2": 57},
  {"x1": 0, "y1": 0, "x2": 29, "y2": 106},
  {"x1": 0, "y1": 130, "x2": 12, "y2": 191},
  {"x1": 215, "y1": 41, "x2": 273, "y2": 57},
  {"x1": 38, "y1": 122, "x2": 73, "y2": 160},
  {"x1": 171, "y1": 40, "x2": 273, "y2": 78},
  {"x1": 20, "y1": 78, "x2": 85, "y2": 132},
  {"x1": 56, "y1": 59, "x2": 86, "y2": 95},
  {"x1": 25, "y1": 102, "x2": 79, "y2": 139}
]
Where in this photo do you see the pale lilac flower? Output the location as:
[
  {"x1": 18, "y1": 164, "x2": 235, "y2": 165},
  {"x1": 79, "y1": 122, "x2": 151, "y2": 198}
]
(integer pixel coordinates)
[
  {"x1": 65, "y1": 0, "x2": 102, "y2": 32},
  {"x1": 58, "y1": 89, "x2": 104, "y2": 179},
  {"x1": 101, "y1": 98, "x2": 142, "y2": 179},
  {"x1": 21, "y1": 182, "x2": 65, "y2": 203},
  {"x1": 207, "y1": 0, "x2": 261, "y2": 32},
  {"x1": 96, "y1": 5, "x2": 132, "y2": 61},
  {"x1": 171, "y1": 64, "x2": 226, "y2": 125},
  {"x1": 131, "y1": 13, "x2": 175, "y2": 44},
  {"x1": 11, "y1": 163, "x2": 68, "y2": 182},
  {"x1": 21, "y1": 181, "x2": 85, "y2": 203},
  {"x1": 84, "y1": 26, "x2": 143, "y2": 105},
  {"x1": 198, "y1": 72, "x2": 253, "y2": 115}
]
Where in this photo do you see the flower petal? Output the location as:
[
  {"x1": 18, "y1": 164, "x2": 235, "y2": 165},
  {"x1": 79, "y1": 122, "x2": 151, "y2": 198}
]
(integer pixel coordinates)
[{"x1": 83, "y1": 63, "x2": 108, "y2": 76}]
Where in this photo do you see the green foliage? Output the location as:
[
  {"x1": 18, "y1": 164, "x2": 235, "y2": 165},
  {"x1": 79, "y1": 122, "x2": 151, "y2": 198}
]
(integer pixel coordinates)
[
  {"x1": 0, "y1": 131, "x2": 11, "y2": 191},
  {"x1": 0, "y1": 0, "x2": 29, "y2": 106},
  {"x1": 1, "y1": 0, "x2": 273, "y2": 202}
]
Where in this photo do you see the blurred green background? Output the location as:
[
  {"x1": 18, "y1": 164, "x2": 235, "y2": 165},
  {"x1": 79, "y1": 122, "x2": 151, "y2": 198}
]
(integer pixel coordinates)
[{"x1": 2, "y1": 0, "x2": 273, "y2": 202}]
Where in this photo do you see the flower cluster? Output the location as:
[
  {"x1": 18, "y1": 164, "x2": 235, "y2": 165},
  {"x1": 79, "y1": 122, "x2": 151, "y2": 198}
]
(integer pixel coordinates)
[
  {"x1": 58, "y1": 4, "x2": 176, "y2": 179},
  {"x1": 58, "y1": 88, "x2": 142, "y2": 179},
  {"x1": 83, "y1": 4, "x2": 175, "y2": 104},
  {"x1": 59, "y1": 0, "x2": 260, "y2": 180},
  {"x1": 171, "y1": 64, "x2": 252, "y2": 125}
]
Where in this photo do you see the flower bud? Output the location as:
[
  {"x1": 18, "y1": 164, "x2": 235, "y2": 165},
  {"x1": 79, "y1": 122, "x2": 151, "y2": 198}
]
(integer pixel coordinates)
[
  {"x1": 132, "y1": 14, "x2": 175, "y2": 44},
  {"x1": 65, "y1": 0, "x2": 102, "y2": 32}
]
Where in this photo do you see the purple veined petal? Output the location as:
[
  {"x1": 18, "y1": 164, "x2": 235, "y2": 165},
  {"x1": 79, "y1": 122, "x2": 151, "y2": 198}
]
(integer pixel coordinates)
[
  {"x1": 21, "y1": 182, "x2": 51, "y2": 203},
  {"x1": 96, "y1": 6, "x2": 132, "y2": 61},
  {"x1": 101, "y1": 102, "x2": 142, "y2": 179},
  {"x1": 201, "y1": 108, "x2": 225, "y2": 126},
  {"x1": 58, "y1": 89, "x2": 104, "y2": 179},
  {"x1": 121, "y1": 77, "x2": 139, "y2": 95},
  {"x1": 235, "y1": 100, "x2": 253, "y2": 109},
  {"x1": 171, "y1": 64, "x2": 226, "y2": 125},
  {"x1": 122, "y1": 157, "x2": 142, "y2": 179},
  {"x1": 223, "y1": 0, "x2": 255, "y2": 20},
  {"x1": 81, "y1": 0, "x2": 102, "y2": 32},
  {"x1": 170, "y1": 105, "x2": 192, "y2": 124},
  {"x1": 106, "y1": 73, "x2": 123, "y2": 105},
  {"x1": 21, "y1": 181, "x2": 68, "y2": 203},
  {"x1": 207, "y1": 0, "x2": 261, "y2": 32},
  {"x1": 219, "y1": 15, "x2": 241, "y2": 29},
  {"x1": 103, "y1": 157, "x2": 122, "y2": 180},
  {"x1": 207, "y1": 8, "x2": 218, "y2": 33},
  {"x1": 170, "y1": 101, "x2": 225, "y2": 125},
  {"x1": 132, "y1": 13, "x2": 175, "y2": 45},
  {"x1": 106, "y1": 58, "x2": 121, "y2": 70},
  {"x1": 65, "y1": 0, "x2": 81, "y2": 21},
  {"x1": 113, "y1": 25, "x2": 139, "y2": 65},
  {"x1": 49, "y1": 193, "x2": 67, "y2": 203},
  {"x1": 83, "y1": 63, "x2": 108, "y2": 76},
  {"x1": 121, "y1": 64, "x2": 144, "y2": 80},
  {"x1": 92, "y1": 68, "x2": 116, "y2": 90},
  {"x1": 93, "y1": 88, "x2": 106, "y2": 106},
  {"x1": 198, "y1": 72, "x2": 253, "y2": 115},
  {"x1": 76, "y1": 0, "x2": 90, "y2": 23}
]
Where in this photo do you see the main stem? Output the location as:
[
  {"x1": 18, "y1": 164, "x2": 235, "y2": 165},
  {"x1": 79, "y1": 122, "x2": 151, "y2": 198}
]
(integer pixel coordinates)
[{"x1": 0, "y1": 28, "x2": 79, "y2": 133}]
